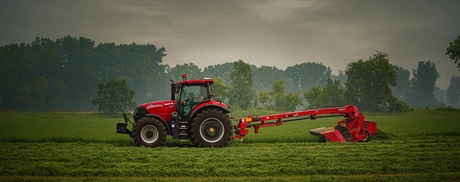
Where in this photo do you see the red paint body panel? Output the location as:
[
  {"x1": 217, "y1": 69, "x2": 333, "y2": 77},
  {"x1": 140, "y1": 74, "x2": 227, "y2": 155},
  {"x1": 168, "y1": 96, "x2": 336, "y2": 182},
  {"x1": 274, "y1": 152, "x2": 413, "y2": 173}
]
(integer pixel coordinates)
[
  {"x1": 177, "y1": 79, "x2": 214, "y2": 85},
  {"x1": 139, "y1": 100, "x2": 176, "y2": 122},
  {"x1": 190, "y1": 100, "x2": 229, "y2": 117},
  {"x1": 323, "y1": 130, "x2": 347, "y2": 142},
  {"x1": 365, "y1": 121, "x2": 377, "y2": 136}
]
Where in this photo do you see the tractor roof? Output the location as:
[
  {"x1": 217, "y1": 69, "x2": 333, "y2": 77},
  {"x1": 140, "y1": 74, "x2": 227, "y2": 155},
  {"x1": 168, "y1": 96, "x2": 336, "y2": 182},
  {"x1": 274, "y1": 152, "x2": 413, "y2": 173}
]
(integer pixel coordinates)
[{"x1": 177, "y1": 79, "x2": 213, "y2": 85}]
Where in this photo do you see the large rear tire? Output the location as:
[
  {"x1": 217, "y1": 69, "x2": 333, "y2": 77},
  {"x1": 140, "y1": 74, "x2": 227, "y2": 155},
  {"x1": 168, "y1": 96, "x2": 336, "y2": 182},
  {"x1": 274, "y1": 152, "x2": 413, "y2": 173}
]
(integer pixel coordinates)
[
  {"x1": 190, "y1": 108, "x2": 233, "y2": 147},
  {"x1": 132, "y1": 117, "x2": 166, "y2": 147}
]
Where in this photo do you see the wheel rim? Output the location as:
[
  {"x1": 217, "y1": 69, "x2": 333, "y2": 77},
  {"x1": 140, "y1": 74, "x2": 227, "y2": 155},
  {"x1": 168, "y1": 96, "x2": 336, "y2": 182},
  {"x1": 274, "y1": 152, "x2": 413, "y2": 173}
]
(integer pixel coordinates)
[
  {"x1": 140, "y1": 125, "x2": 159, "y2": 144},
  {"x1": 200, "y1": 118, "x2": 224, "y2": 143},
  {"x1": 361, "y1": 130, "x2": 369, "y2": 141}
]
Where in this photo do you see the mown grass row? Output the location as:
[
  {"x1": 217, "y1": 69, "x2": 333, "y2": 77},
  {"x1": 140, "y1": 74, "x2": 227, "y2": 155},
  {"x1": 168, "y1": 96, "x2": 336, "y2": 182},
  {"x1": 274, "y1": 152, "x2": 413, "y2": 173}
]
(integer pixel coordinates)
[
  {"x1": 0, "y1": 135, "x2": 459, "y2": 181},
  {"x1": 1, "y1": 112, "x2": 459, "y2": 143}
]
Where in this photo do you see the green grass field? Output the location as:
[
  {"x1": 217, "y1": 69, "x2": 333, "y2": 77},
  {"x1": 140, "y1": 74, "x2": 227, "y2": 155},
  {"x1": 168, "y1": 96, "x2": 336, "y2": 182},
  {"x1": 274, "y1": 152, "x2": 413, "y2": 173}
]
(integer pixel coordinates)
[{"x1": 0, "y1": 112, "x2": 459, "y2": 181}]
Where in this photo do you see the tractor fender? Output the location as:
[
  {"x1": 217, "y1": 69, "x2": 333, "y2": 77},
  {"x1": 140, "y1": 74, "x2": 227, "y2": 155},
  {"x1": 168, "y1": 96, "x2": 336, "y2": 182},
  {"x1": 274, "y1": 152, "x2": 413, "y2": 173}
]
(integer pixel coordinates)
[
  {"x1": 146, "y1": 114, "x2": 171, "y2": 135},
  {"x1": 190, "y1": 104, "x2": 230, "y2": 119}
]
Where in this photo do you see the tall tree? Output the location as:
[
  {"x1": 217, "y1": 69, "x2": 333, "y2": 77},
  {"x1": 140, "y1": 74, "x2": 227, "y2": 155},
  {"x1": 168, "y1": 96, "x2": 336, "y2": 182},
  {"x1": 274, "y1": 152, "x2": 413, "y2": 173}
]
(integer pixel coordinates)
[
  {"x1": 202, "y1": 62, "x2": 234, "y2": 84},
  {"x1": 0, "y1": 43, "x2": 49, "y2": 111},
  {"x1": 252, "y1": 65, "x2": 293, "y2": 93},
  {"x1": 211, "y1": 77, "x2": 230, "y2": 102},
  {"x1": 56, "y1": 36, "x2": 98, "y2": 111},
  {"x1": 91, "y1": 79, "x2": 136, "y2": 116},
  {"x1": 304, "y1": 78, "x2": 346, "y2": 109},
  {"x1": 405, "y1": 61, "x2": 441, "y2": 108},
  {"x1": 258, "y1": 80, "x2": 302, "y2": 111},
  {"x1": 392, "y1": 67, "x2": 411, "y2": 100},
  {"x1": 95, "y1": 42, "x2": 167, "y2": 103},
  {"x1": 167, "y1": 63, "x2": 202, "y2": 81},
  {"x1": 344, "y1": 52, "x2": 401, "y2": 112},
  {"x1": 31, "y1": 37, "x2": 66, "y2": 111},
  {"x1": 116, "y1": 43, "x2": 167, "y2": 103},
  {"x1": 434, "y1": 87, "x2": 446, "y2": 105},
  {"x1": 331, "y1": 70, "x2": 347, "y2": 87},
  {"x1": 229, "y1": 60, "x2": 255, "y2": 109},
  {"x1": 446, "y1": 76, "x2": 460, "y2": 107},
  {"x1": 285, "y1": 62, "x2": 332, "y2": 93},
  {"x1": 446, "y1": 34, "x2": 460, "y2": 71}
]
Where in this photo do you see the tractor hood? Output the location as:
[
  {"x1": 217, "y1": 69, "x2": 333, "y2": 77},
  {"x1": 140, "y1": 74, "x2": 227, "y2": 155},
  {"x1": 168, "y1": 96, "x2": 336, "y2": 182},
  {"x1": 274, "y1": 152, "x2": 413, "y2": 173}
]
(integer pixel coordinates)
[
  {"x1": 134, "y1": 100, "x2": 176, "y2": 122},
  {"x1": 139, "y1": 100, "x2": 175, "y2": 111}
]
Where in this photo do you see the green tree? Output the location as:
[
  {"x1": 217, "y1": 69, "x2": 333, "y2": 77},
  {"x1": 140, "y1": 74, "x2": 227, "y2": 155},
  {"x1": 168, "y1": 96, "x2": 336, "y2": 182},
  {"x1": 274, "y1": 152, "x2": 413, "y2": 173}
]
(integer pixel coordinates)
[
  {"x1": 94, "y1": 42, "x2": 167, "y2": 103},
  {"x1": 331, "y1": 70, "x2": 347, "y2": 86},
  {"x1": 167, "y1": 63, "x2": 202, "y2": 81},
  {"x1": 392, "y1": 67, "x2": 411, "y2": 100},
  {"x1": 0, "y1": 42, "x2": 49, "y2": 111},
  {"x1": 285, "y1": 62, "x2": 332, "y2": 92},
  {"x1": 344, "y1": 52, "x2": 402, "y2": 112},
  {"x1": 56, "y1": 36, "x2": 99, "y2": 111},
  {"x1": 252, "y1": 65, "x2": 292, "y2": 92},
  {"x1": 406, "y1": 61, "x2": 441, "y2": 108},
  {"x1": 304, "y1": 78, "x2": 346, "y2": 109},
  {"x1": 91, "y1": 80, "x2": 136, "y2": 116},
  {"x1": 113, "y1": 43, "x2": 167, "y2": 103},
  {"x1": 446, "y1": 34, "x2": 460, "y2": 71},
  {"x1": 446, "y1": 76, "x2": 460, "y2": 107},
  {"x1": 434, "y1": 87, "x2": 446, "y2": 105},
  {"x1": 31, "y1": 37, "x2": 66, "y2": 111},
  {"x1": 258, "y1": 90, "x2": 270, "y2": 109},
  {"x1": 258, "y1": 80, "x2": 302, "y2": 111},
  {"x1": 211, "y1": 77, "x2": 230, "y2": 102},
  {"x1": 202, "y1": 62, "x2": 234, "y2": 84},
  {"x1": 229, "y1": 60, "x2": 255, "y2": 109}
]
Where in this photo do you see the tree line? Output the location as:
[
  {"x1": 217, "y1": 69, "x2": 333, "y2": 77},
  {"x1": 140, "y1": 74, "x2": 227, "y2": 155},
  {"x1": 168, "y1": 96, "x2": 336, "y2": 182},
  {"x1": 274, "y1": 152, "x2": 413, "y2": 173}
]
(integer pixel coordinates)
[
  {"x1": 222, "y1": 53, "x2": 458, "y2": 113},
  {"x1": 1, "y1": 35, "x2": 459, "y2": 112}
]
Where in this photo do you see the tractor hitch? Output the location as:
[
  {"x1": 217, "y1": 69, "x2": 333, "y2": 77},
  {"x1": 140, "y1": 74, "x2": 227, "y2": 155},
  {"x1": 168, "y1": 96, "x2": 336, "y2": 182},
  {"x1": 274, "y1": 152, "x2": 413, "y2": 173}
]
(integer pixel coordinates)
[{"x1": 116, "y1": 113, "x2": 132, "y2": 136}]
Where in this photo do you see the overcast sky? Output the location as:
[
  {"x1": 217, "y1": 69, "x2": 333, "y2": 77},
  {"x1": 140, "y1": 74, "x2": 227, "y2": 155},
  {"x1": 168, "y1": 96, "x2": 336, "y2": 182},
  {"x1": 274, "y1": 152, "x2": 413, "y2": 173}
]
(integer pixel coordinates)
[{"x1": 1, "y1": 0, "x2": 459, "y2": 89}]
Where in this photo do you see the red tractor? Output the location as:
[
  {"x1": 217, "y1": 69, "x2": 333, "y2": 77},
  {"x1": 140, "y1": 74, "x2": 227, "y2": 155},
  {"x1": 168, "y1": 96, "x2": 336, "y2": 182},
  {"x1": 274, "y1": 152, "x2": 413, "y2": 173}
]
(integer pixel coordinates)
[
  {"x1": 117, "y1": 74, "x2": 377, "y2": 147},
  {"x1": 116, "y1": 74, "x2": 233, "y2": 147}
]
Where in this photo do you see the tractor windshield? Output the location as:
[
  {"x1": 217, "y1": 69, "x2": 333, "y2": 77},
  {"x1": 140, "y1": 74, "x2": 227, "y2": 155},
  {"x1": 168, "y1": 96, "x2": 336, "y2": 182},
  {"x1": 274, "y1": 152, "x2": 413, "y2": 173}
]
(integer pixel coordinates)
[{"x1": 179, "y1": 85, "x2": 209, "y2": 117}]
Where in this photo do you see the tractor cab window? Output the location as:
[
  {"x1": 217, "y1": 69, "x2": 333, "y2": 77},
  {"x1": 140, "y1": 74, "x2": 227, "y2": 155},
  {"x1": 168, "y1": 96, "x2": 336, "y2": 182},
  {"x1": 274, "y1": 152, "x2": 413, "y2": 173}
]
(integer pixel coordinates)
[{"x1": 179, "y1": 85, "x2": 208, "y2": 117}]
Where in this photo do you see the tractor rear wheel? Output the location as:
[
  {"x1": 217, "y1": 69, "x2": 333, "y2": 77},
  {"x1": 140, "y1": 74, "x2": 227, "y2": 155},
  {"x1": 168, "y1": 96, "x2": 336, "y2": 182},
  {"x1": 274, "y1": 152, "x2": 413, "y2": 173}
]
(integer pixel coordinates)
[
  {"x1": 190, "y1": 108, "x2": 233, "y2": 147},
  {"x1": 132, "y1": 117, "x2": 166, "y2": 147}
]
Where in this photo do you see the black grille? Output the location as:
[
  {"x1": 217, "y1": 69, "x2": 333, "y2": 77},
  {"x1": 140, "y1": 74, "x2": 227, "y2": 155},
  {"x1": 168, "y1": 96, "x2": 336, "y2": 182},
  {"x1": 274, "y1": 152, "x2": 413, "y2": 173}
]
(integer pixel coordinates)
[{"x1": 133, "y1": 106, "x2": 148, "y2": 122}]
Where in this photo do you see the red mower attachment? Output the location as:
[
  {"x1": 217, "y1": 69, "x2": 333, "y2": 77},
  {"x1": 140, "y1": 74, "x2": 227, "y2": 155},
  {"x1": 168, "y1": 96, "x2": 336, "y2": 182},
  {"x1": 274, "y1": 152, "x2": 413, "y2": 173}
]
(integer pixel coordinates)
[{"x1": 232, "y1": 105, "x2": 377, "y2": 142}]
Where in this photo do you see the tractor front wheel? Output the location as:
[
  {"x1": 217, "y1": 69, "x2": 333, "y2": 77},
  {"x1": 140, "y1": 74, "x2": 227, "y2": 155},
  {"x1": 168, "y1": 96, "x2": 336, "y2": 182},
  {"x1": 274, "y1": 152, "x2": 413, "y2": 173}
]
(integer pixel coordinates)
[
  {"x1": 190, "y1": 108, "x2": 233, "y2": 147},
  {"x1": 132, "y1": 117, "x2": 166, "y2": 147}
]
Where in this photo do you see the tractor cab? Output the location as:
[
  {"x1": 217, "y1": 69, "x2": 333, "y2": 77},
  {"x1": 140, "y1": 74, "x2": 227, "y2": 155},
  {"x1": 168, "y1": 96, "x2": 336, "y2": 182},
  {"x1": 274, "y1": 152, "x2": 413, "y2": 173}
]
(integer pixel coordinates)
[{"x1": 172, "y1": 74, "x2": 214, "y2": 119}]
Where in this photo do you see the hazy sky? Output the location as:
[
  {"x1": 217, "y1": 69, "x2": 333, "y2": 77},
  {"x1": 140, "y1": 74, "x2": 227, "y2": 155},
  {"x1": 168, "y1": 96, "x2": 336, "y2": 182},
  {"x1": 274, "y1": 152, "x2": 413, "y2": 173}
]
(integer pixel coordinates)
[{"x1": 1, "y1": 0, "x2": 459, "y2": 89}]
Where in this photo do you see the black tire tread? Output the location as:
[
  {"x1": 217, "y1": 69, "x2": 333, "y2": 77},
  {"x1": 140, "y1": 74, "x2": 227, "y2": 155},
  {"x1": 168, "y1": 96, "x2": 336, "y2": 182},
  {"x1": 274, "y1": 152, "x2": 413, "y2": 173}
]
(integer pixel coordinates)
[
  {"x1": 132, "y1": 117, "x2": 166, "y2": 147},
  {"x1": 190, "y1": 108, "x2": 233, "y2": 147}
]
